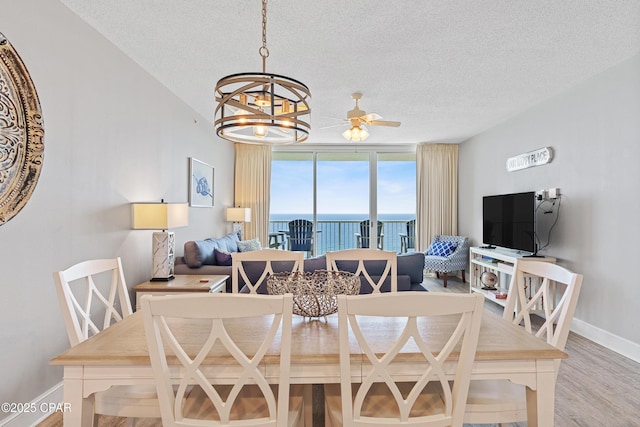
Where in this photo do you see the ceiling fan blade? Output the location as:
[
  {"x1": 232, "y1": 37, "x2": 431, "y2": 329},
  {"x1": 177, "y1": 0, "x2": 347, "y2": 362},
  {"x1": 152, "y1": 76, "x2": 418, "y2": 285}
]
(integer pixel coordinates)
[
  {"x1": 319, "y1": 123, "x2": 348, "y2": 130},
  {"x1": 370, "y1": 120, "x2": 401, "y2": 127},
  {"x1": 362, "y1": 112, "x2": 382, "y2": 122}
]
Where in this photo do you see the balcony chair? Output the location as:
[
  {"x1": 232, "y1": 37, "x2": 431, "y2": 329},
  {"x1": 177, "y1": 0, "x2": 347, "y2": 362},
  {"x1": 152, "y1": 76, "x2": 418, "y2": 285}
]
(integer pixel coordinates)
[
  {"x1": 324, "y1": 292, "x2": 484, "y2": 427},
  {"x1": 232, "y1": 249, "x2": 304, "y2": 293},
  {"x1": 287, "y1": 219, "x2": 314, "y2": 257},
  {"x1": 424, "y1": 235, "x2": 469, "y2": 287},
  {"x1": 53, "y1": 258, "x2": 160, "y2": 425},
  {"x1": 464, "y1": 259, "x2": 583, "y2": 425},
  {"x1": 399, "y1": 219, "x2": 416, "y2": 253},
  {"x1": 355, "y1": 219, "x2": 384, "y2": 249},
  {"x1": 326, "y1": 248, "x2": 398, "y2": 293},
  {"x1": 141, "y1": 293, "x2": 306, "y2": 427}
]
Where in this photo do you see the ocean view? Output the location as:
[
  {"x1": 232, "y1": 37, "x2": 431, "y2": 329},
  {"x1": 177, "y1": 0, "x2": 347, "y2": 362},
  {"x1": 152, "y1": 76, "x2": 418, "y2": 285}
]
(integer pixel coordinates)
[
  {"x1": 269, "y1": 214, "x2": 415, "y2": 253},
  {"x1": 270, "y1": 213, "x2": 415, "y2": 221}
]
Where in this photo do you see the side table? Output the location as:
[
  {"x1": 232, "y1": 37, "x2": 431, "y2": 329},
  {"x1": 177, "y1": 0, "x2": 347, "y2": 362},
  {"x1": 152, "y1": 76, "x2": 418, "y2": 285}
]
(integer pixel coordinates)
[{"x1": 133, "y1": 274, "x2": 229, "y2": 311}]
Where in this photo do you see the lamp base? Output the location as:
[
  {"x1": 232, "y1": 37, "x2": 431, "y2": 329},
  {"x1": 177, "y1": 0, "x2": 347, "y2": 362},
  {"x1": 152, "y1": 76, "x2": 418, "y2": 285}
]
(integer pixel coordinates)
[
  {"x1": 151, "y1": 275, "x2": 175, "y2": 282},
  {"x1": 152, "y1": 231, "x2": 176, "y2": 281}
]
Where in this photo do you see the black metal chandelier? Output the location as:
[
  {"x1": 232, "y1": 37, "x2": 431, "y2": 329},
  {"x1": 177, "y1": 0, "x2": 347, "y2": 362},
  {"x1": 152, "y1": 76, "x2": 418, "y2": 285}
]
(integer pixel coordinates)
[{"x1": 214, "y1": 0, "x2": 311, "y2": 145}]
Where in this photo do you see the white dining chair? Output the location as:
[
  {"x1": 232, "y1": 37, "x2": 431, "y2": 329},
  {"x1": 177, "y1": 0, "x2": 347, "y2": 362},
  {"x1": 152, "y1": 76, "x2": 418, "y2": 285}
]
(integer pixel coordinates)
[
  {"x1": 325, "y1": 292, "x2": 484, "y2": 426},
  {"x1": 326, "y1": 248, "x2": 397, "y2": 293},
  {"x1": 231, "y1": 249, "x2": 304, "y2": 293},
  {"x1": 141, "y1": 293, "x2": 306, "y2": 427},
  {"x1": 464, "y1": 259, "x2": 583, "y2": 425},
  {"x1": 53, "y1": 257, "x2": 160, "y2": 424}
]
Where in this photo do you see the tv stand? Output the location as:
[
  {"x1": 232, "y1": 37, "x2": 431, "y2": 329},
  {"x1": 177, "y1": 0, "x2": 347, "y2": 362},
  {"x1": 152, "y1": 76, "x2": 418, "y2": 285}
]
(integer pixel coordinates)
[{"x1": 469, "y1": 246, "x2": 556, "y2": 309}]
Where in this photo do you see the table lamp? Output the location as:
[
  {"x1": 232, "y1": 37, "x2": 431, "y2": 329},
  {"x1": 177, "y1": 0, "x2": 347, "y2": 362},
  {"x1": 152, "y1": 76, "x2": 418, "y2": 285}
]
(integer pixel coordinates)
[
  {"x1": 226, "y1": 207, "x2": 251, "y2": 240},
  {"x1": 131, "y1": 200, "x2": 189, "y2": 281}
]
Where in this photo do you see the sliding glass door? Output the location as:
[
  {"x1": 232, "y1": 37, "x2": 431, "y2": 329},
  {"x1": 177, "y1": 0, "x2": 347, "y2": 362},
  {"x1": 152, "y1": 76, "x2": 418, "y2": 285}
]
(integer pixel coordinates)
[{"x1": 270, "y1": 149, "x2": 416, "y2": 256}]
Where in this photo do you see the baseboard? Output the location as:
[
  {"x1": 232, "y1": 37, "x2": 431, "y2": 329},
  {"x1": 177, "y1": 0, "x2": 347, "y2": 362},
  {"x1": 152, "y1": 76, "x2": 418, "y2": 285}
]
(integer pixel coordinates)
[
  {"x1": 0, "y1": 382, "x2": 63, "y2": 427},
  {"x1": 571, "y1": 317, "x2": 640, "y2": 363}
]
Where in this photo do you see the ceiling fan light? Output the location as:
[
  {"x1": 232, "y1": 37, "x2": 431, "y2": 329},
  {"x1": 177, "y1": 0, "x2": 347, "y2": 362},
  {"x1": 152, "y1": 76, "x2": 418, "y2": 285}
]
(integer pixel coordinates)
[{"x1": 342, "y1": 128, "x2": 353, "y2": 140}]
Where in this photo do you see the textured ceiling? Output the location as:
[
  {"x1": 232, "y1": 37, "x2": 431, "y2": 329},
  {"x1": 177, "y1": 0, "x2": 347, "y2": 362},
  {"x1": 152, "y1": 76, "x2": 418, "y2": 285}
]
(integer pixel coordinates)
[{"x1": 60, "y1": 0, "x2": 640, "y2": 145}]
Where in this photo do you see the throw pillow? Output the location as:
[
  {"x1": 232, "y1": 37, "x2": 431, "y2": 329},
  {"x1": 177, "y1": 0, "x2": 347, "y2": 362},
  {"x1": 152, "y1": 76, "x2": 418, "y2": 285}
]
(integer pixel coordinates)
[
  {"x1": 214, "y1": 248, "x2": 233, "y2": 266},
  {"x1": 426, "y1": 241, "x2": 457, "y2": 257},
  {"x1": 237, "y1": 238, "x2": 261, "y2": 252},
  {"x1": 183, "y1": 239, "x2": 218, "y2": 268}
]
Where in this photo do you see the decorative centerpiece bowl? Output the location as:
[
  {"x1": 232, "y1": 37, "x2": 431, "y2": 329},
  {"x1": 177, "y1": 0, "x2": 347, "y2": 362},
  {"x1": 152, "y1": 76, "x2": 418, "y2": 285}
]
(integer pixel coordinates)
[{"x1": 267, "y1": 270, "x2": 360, "y2": 318}]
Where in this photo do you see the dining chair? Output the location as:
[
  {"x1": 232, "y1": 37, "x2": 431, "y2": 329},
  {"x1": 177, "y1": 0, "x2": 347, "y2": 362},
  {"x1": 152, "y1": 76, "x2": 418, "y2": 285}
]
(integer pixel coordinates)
[
  {"x1": 464, "y1": 259, "x2": 583, "y2": 425},
  {"x1": 141, "y1": 293, "x2": 306, "y2": 427},
  {"x1": 355, "y1": 219, "x2": 384, "y2": 249},
  {"x1": 232, "y1": 249, "x2": 305, "y2": 293},
  {"x1": 325, "y1": 292, "x2": 484, "y2": 426},
  {"x1": 326, "y1": 248, "x2": 398, "y2": 293},
  {"x1": 53, "y1": 257, "x2": 160, "y2": 424}
]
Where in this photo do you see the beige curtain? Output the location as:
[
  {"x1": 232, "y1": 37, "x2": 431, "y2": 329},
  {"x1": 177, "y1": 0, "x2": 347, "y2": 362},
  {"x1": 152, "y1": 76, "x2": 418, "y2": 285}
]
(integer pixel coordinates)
[
  {"x1": 416, "y1": 143, "x2": 458, "y2": 251},
  {"x1": 234, "y1": 144, "x2": 272, "y2": 245}
]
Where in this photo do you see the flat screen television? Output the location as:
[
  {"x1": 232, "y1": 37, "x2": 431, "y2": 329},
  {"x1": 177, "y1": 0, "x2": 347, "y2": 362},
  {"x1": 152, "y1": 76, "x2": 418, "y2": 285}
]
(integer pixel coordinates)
[{"x1": 482, "y1": 191, "x2": 536, "y2": 253}]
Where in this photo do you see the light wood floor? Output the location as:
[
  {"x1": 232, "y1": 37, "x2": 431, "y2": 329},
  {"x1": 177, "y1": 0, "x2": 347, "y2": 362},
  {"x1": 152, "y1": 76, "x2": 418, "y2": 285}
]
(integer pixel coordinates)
[{"x1": 38, "y1": 275, "x2": 640, "y2": 427}]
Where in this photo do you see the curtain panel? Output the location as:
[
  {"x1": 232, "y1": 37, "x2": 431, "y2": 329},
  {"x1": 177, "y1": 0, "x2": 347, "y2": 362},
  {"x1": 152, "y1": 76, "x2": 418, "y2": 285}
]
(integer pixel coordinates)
[
  {"x1": 416, "y1": 143, "x2": 458, "y2": 250},
  {"x1": 234, "y1": 144, "x2": 272, "y2": 245}
]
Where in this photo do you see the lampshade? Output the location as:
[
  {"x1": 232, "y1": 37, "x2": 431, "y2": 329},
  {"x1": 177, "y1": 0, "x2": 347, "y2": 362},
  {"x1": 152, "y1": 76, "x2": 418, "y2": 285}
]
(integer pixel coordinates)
[
  {"x1": 131, "y1": 202, "x2": 189, "y2": 230},
  {"x1": 226, "y1": 207, "x2": 252, "y2": 222}
]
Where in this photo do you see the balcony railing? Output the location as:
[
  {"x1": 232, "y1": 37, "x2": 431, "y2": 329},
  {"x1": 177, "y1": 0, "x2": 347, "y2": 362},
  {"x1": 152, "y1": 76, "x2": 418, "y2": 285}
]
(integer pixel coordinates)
[{"x1": 269, "y1": 220, "x2": 413, "y2": 256}]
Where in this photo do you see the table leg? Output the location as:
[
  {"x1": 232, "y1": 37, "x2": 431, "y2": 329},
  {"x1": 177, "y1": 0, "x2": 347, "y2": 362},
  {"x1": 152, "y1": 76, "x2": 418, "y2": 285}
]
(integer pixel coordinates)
[
  {"x1": 526, "y1": 360, "x2": 557, "y2": 427},
  {"x1": 63, "y1": 367, "x2": 95, "y2": 426}
]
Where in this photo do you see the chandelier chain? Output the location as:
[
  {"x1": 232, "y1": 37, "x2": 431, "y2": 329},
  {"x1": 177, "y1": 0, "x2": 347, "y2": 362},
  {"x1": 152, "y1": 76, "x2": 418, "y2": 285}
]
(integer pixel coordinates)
[{"x1": 259, "y1": 0, "x2": 269, "y2": 72}]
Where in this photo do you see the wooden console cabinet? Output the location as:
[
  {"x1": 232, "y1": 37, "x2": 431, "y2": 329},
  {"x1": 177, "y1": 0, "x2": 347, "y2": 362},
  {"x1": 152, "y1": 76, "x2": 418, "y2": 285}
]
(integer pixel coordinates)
[{"x1": 469, "y1": 246, "x2": 556, "y2": 308}]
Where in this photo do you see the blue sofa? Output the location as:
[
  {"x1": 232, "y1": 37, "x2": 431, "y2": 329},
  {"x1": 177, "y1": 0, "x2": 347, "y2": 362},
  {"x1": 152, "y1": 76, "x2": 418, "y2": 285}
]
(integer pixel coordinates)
[{"x1": 174, "y1": 233, "x2": 426, "y2": 293}]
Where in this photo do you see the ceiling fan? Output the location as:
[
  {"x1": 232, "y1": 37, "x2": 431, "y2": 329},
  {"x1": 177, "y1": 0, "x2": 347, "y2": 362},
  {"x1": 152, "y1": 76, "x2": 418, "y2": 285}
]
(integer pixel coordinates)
[{"x1": 325, "y1": 93, "x2": 401, "y2": 142}]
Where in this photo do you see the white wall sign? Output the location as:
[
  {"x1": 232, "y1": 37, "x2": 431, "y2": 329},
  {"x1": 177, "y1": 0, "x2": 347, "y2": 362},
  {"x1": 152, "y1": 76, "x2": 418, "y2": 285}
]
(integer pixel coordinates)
[{"x1": 506, "y1": 147, "x2": 553, "y2": 172}]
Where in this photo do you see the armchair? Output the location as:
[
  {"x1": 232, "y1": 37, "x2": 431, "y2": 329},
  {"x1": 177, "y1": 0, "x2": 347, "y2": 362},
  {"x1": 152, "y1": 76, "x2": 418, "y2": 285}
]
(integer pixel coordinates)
[{"x1": 423, "y1": 235, "x2": 469, "y2": 287}]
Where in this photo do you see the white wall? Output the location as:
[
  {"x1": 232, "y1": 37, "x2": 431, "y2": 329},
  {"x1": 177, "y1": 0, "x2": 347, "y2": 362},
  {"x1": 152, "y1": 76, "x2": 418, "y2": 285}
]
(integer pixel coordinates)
[
  {"x1": 459, "y1": 53, "x2": 640, "y2": 360},
  {"x1": 0, "y1": 0, "x2": 235, "y2": 417}
]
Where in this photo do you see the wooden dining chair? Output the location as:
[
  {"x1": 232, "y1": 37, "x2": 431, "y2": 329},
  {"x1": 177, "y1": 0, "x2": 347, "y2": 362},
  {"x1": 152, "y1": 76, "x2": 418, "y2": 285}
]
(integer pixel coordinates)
[
  {"x1": 141, "y1": 293, "x2": 306, "y2": 427},
  {"x1": 231, "y1": 249, "x2": 304, "y2": 293},
  {"x1": 326, "y1": 248, "x2": 398, "y2": 293},
  {"x1": 464, "y1": 259, "x2": 583, "y2": 425},
  {"x1": 325, "y1": 292, "x2": 484, "y2": 426},
  {"x1": 53, "y1": 257, "x2": 160, "y2": 424}
]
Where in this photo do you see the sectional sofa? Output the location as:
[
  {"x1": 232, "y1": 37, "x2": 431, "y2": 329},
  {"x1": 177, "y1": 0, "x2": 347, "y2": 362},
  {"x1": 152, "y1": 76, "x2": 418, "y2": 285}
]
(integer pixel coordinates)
[{"x1": 174, "y1": 233, "x2": 426, "y2": 293}]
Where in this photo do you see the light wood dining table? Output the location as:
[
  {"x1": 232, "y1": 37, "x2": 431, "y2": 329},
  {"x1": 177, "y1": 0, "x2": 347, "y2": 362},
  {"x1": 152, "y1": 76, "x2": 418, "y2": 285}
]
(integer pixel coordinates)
[{"x1": 51, "y1": 303, "x2": 566, "y2": 427}]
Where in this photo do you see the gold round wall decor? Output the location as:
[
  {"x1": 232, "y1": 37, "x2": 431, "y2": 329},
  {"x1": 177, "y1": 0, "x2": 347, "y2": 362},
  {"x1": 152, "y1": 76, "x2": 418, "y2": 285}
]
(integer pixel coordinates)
[{"x1": 0, "y1": 32, "x2": 44, "y2": 225}]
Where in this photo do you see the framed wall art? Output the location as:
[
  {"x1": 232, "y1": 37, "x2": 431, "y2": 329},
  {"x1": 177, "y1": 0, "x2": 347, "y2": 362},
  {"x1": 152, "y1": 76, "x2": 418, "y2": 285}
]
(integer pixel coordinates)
[
  {"x1": 0, "y1": 32, "x2": 45, "y2": 225},
  {"x1": 189, "y1": 158, "x2": 214, "y2": 207}
]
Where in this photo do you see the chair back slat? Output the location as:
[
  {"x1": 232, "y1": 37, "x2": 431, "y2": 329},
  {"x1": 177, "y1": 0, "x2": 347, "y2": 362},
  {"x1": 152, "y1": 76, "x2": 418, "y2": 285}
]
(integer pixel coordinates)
[
  {"x1": 502, "y1": 259, "x2": 583, "y2": 371},
  {"x1": 326, "y1": 249, "x2": 397, "y2": 293},
  {"x1": 53, "y1": 258, "x2": 132, "y2": 347},
  {"x1": 232, "y1": 249, "x2": 304, "y2": 293},
  {"x1": 142, "y1": 293, "x2": 294, "y2": 427},
  {"x1": 336, "y1": 292, "x2": 484, "y2": 426}
]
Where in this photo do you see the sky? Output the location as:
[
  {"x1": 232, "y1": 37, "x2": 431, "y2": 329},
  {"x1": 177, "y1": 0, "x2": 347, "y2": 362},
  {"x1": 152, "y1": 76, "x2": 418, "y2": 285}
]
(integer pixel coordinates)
[{"x1": 270, "y1": 159, "x2": 416, "y2": 215}]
